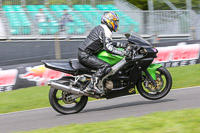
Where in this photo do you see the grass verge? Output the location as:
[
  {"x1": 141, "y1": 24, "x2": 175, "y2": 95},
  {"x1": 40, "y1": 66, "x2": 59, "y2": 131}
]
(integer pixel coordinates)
[
  {"x1": 168, "y1": 64, "x2": 200, "y2": 89},
  {"x1": 0, "y1": 64, "x2": 200, "y2": 114},
  {"x1": 17, "y1": 108, "x2": 200, "y2": 133}
]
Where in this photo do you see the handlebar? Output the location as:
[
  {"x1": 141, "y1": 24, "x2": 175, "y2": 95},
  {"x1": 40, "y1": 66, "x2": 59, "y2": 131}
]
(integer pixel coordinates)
[
  {"x1": 125, "y1": 44, "x2": 147, "y2": 61},
  {"x1": 126, "y1": 44, "x2": 146, "y2": 54}
]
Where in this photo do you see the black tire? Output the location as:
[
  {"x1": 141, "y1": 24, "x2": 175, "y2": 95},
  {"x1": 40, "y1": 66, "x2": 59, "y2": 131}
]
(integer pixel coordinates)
[
  {"x1": 137, "y1": 66, "x2": 172, "y2": 100},
  {"x1": 49, "y1": 88, "x2": 88, "y2": 115}
]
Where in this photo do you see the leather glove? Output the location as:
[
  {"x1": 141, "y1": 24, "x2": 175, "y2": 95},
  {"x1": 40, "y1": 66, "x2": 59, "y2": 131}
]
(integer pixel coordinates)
[
  {"x1": 116, "y1": 42, "x2": 129, "y2": 48},
  {"x1": 123, "y1": 42, "x2": 129, "y2": 48}
]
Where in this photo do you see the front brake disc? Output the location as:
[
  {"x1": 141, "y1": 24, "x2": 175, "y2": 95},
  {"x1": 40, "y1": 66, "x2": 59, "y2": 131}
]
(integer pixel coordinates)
[{"x1": 145, "y1": 74, "x2": 164, "y2": 92}]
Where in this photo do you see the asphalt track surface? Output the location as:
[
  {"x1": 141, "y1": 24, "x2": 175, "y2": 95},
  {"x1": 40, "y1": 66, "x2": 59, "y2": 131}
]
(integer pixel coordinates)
[{"x1": 0, "y1": 86, "x2": 200, "y2": 133}]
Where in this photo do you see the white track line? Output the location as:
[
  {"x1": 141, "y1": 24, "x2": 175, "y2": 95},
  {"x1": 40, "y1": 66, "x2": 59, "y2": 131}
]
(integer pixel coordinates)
[{"x1": 0, "y1": 86, "x2": 199, "y2": 116}]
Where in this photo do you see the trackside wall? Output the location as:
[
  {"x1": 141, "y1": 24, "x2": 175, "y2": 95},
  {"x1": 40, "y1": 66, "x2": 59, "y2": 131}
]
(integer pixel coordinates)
[{"x1": 0, "y1": 40, "x2": 199, "y2": 92}]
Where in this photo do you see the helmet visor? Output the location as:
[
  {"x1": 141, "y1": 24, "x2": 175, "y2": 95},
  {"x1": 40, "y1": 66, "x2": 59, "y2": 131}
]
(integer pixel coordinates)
[{"x1": 114, "y1": 20, "x2": 119, "y2": 31}]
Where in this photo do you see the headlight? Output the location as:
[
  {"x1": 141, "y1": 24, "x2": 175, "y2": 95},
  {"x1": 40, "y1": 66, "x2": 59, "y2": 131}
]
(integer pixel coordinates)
[
  {"x1": 152, "y1": 48, "x2": 158, "y2": 53},
  {"x1": 139, "y1": 48, "x2": 147, "y2": 54}
]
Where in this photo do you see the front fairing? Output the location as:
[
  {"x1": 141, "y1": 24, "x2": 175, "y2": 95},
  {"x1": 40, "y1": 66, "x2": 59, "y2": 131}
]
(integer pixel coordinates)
[{"x1": 128, "y1": 34, "x2": 158, "y2": 58}]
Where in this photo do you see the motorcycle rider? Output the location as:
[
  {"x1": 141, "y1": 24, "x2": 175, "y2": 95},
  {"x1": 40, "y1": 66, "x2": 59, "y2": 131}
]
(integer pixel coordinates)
[{"x1": 78, "y1": 11, "x2": 132, "y2": 94}]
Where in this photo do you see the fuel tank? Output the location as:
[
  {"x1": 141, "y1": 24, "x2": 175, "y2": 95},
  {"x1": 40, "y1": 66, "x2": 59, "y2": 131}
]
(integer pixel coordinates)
[{"x1": 97, "y1": 50, "x2": 124, "y2": 66}]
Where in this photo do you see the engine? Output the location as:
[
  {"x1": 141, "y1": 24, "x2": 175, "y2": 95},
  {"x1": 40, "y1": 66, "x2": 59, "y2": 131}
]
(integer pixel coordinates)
[{"x1": 105, "y1": 80, "x2": 124, "y2": 90}]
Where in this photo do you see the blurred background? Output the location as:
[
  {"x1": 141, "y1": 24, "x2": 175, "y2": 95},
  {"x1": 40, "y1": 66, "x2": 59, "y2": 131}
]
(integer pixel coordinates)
[
  {"x1": 0, "y1": 2, "x2": 200, "y2": 133},
  {"x1": 0, "y1": 0, "x2": 198, "y2": 40}
]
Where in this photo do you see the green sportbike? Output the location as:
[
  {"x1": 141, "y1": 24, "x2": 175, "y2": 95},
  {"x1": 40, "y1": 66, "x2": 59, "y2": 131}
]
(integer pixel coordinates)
[{"x1": 42, "y1": 34, "x2": 172, "y2": 114}]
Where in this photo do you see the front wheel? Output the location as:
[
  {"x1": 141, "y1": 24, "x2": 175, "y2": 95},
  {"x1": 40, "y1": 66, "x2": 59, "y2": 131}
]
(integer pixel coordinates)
[{"x1": 137, "y1": 66, "x2": 172, "y2": 100}]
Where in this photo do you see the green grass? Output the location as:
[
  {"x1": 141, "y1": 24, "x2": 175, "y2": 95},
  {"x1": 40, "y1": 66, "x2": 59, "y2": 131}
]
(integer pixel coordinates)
[
  {"x1": 17, "y1": 108, "x2": 200, "y2": 133},
  {"x1": 0, "y1": 64, "x2": 200, "y2": 114},
  {"x1": 0, "y1": 86, "x2": 96, "y2": 114},
  {"x1": 167, "y1": 64, "x2": 200, "y2": 89},
  {"x1": 0, "y1": 86, "x2": 50, "y2": 114}
]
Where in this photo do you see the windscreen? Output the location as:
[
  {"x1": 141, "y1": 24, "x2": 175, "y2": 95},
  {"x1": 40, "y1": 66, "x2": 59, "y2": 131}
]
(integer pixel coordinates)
[{"x1": 128, "y1": 33, "x2": 152, "y2": 47}]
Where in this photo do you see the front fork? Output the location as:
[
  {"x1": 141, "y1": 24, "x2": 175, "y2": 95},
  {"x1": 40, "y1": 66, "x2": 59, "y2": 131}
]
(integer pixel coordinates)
[{"x1": 144, "y1": 64, "x2": 162, "y2": 86}]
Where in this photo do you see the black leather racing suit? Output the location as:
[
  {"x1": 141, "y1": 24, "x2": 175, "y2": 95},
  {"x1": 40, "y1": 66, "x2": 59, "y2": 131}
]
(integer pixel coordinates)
[{"x1": 78, "y1": 24, "x2": 127, "y2": 80}]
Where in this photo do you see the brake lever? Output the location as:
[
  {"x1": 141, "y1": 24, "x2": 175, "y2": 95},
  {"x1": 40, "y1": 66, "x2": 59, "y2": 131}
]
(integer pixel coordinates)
[
  {"x1": 133, "y1": 45, "x2": 141, "y2": 51},
  {"x1": 125, "y1": 45, "x2": 139, "y2": 61}
]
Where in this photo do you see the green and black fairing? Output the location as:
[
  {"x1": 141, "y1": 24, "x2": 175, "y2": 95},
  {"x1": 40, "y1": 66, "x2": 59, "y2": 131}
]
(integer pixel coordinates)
[{"x1": 95, "y1": 34, "x2": 162, "y2": 99}]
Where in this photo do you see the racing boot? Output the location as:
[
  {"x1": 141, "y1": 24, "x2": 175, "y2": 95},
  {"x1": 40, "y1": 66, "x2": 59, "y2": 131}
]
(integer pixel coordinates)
[{"x1": 84, "y1": 77, "x2": 101, "y2": 94}]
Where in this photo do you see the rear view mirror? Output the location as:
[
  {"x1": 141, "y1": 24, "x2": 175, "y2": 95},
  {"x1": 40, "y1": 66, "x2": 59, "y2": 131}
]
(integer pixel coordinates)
[{"x1": 124, "y1": 33, "x2": 130, "y2": 38}]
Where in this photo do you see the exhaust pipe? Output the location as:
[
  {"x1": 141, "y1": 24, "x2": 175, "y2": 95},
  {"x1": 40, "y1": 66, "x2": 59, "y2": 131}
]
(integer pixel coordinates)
[{"x1": 49, "y1": 81, "x2": 88, "y2": 96}]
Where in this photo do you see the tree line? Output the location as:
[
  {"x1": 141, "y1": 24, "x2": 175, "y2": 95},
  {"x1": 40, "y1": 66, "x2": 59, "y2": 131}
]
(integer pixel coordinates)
[{"x1": 127, "y1": 0, "x2": 200, "y2": 12}]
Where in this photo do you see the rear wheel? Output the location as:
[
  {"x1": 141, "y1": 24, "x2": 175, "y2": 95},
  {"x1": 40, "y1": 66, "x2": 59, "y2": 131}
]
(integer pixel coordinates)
[
  {"x1": 49, "y1": 77, "x2": 88, "y2": 114},
  {"x1": 137, "y1": 66, "x2": 172, "y2": 100}
]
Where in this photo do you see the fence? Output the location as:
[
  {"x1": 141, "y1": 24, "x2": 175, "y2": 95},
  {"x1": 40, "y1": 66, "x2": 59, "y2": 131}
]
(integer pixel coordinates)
[
  {"x1": 143, "y1": 10, "x2": 191, "y2": 34},
  {"x1": 0, "y1": 9, "x2": 191, "y2": 40}
]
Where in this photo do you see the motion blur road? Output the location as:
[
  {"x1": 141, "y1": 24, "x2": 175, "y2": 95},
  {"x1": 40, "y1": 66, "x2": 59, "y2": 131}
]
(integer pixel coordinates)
[{"x1": 0, "y1": 86, "x2": 200, "y2": 133}]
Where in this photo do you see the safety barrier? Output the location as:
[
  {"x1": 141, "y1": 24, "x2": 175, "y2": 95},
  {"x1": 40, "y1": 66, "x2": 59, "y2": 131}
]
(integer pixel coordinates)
[{"x1": 0, "y1": 39, "x2": 199, "y2": 92}]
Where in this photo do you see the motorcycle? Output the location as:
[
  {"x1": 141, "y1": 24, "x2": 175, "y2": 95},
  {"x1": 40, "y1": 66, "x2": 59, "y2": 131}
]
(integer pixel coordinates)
[{"x1": 42, "y1": 33, "x2": 172, "y2": 114}]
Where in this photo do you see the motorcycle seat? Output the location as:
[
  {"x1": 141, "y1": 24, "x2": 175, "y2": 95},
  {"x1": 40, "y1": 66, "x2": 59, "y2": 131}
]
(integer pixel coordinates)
[
  {"x1": 70, "y1": 59, "x2": 92, "y2": 73},
  {"x1": 42, "y1": 59, "x2": 91, "y2": 75}
]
